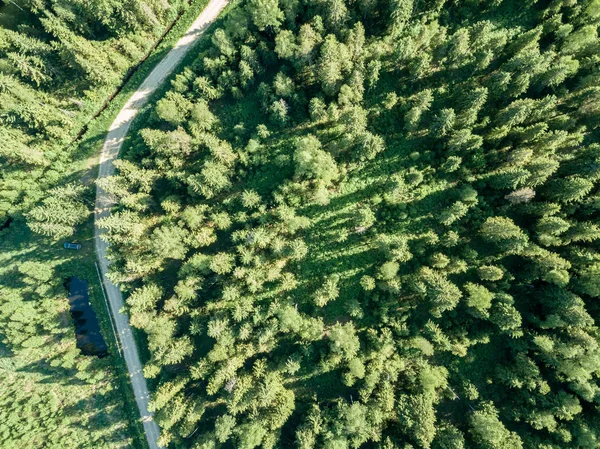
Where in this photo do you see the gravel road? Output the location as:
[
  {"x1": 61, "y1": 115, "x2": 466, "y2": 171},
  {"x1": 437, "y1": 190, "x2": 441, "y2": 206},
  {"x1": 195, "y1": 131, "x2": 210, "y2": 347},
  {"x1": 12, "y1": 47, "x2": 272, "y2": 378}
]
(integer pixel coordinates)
[{"x1": 94, "y1": 1, "x2": 228, "y2": 447}]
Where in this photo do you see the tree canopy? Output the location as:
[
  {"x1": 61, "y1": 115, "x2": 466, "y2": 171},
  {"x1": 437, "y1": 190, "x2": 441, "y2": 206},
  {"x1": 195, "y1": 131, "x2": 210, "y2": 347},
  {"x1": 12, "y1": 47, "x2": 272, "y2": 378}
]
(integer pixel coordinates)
[
  {"x1": 99, "y1": 0, "x2": 600, "y2": 447},
  {"x1": 6, "y1": 0, "x2": 600, "y2": 447}
]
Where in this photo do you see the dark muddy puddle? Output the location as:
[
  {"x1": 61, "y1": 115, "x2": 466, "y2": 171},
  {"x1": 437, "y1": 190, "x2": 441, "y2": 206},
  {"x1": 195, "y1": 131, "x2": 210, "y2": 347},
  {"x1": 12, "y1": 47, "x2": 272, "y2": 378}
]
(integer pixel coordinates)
[
  {"x1": 65, "y1": 277, "x2": 108, "y2": 358},
  {"x1": 0, "y1": 217, "x2": 13, "y2": 231}
]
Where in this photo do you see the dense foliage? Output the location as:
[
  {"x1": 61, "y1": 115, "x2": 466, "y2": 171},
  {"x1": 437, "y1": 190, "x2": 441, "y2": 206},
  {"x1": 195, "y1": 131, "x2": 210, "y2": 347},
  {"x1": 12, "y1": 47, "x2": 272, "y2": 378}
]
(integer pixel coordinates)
[
  {"x1": 108, "y1": 0, "x2": 599, "y2": 447},
  {"x1": 0, "y1": 1, "x2": 202, "y2": 447},
  {"x1": 0, "y1": 224, "x2": 135, "y2": 449},
  {"x1": 0, "y1": 0, "x2": 188, "y2": 229}
]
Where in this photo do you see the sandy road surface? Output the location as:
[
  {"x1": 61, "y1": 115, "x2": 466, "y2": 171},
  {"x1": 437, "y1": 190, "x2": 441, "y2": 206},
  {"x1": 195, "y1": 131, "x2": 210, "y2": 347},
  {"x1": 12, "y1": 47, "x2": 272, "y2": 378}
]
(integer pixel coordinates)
[{"x1": 94, "y1": 1, "x2": 227, "y2": 447}]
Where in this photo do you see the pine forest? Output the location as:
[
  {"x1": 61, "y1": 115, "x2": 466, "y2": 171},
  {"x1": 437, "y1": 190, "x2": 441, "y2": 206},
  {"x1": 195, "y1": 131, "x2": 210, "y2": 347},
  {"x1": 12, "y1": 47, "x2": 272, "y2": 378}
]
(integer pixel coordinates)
[{"x1": 2, "y1": 0, "x2": 600, "y2": 448}]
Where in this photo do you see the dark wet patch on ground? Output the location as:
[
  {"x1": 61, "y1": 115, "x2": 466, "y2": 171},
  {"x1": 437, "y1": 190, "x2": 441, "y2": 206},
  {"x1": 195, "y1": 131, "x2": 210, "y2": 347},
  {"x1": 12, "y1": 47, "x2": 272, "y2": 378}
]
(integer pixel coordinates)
[{"x1": 65, "y1": 277, "x2": 108, "y2": 358}]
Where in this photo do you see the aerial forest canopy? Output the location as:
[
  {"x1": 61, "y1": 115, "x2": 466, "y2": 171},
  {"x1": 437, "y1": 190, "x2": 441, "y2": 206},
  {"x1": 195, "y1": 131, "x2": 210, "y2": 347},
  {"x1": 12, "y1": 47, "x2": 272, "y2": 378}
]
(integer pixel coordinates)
[
  {"x1": 0, "y1": 0, "x2": 188, "y2": 226},
  {"x1": 0, "y1": 1, "x2": 197, "y2": 447},
  {"x1": 98, "y1": 0, "x2": 599, "y2": 448}
]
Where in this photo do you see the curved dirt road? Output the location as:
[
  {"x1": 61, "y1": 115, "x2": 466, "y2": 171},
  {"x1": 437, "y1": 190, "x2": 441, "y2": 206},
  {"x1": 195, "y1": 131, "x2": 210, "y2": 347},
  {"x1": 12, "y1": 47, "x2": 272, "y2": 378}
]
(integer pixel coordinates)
[{"x1": 94, "y1": 1, "x2": 227, "y2": 448}]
